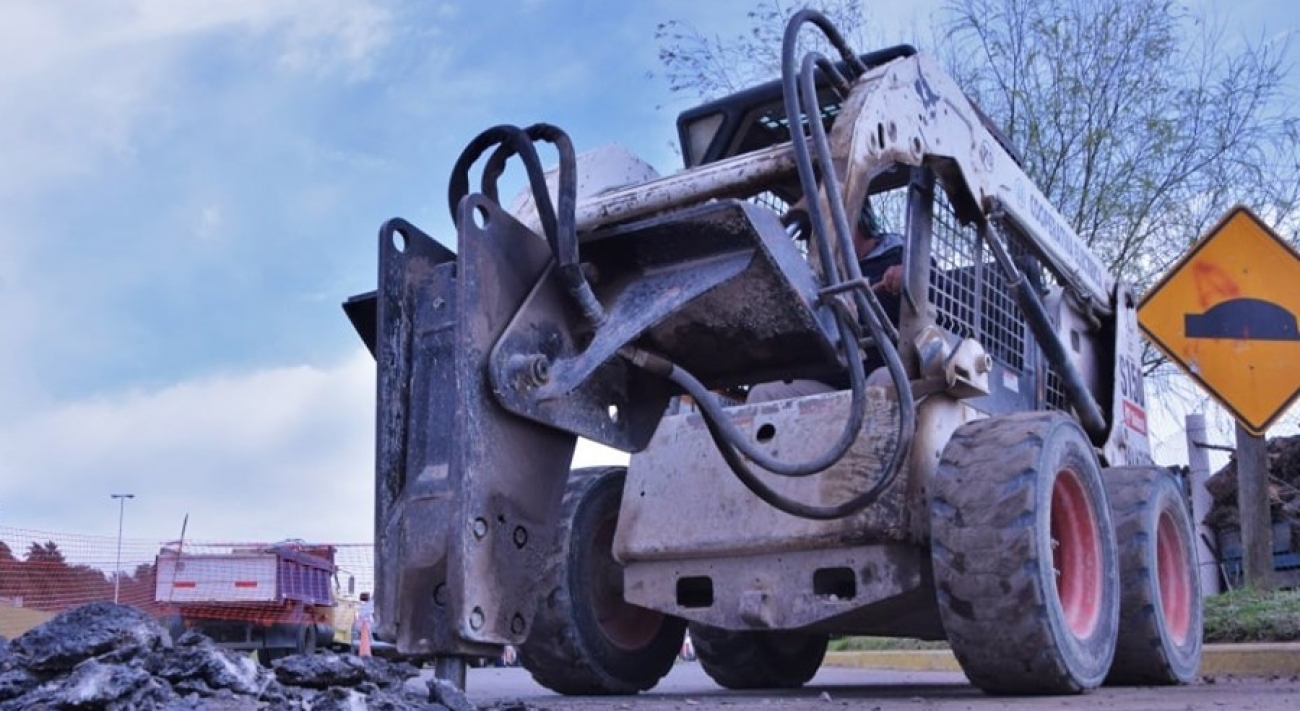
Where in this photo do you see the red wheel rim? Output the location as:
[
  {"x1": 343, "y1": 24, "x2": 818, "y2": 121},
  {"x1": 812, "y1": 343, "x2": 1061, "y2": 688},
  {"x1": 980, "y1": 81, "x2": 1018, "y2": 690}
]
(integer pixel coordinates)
[
  {"x1": 1050, "y1": 468, "x2": 1103, "y2": 638},
  {"x1": 590, "y1": 516, "x2": 664, "y2": 651},
  {"x1": 1156, "y1": 510, "x2": 1192, "y2": 645}
]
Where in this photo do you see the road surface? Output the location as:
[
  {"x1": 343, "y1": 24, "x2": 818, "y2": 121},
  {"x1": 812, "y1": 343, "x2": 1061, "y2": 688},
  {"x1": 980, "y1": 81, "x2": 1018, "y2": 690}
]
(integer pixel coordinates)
[{"x1": 461, "y1": 662, "x2": 1300, "y2": 711}]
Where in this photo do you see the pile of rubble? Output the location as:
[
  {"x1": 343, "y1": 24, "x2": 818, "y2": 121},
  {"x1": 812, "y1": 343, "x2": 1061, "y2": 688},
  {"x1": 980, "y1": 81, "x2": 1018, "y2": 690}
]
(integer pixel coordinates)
[
  {"x1": 1205, "y1": 434, "x2": 1300, "y2": 550},
  {"x1": 0, "y1": 602, "x2": 489, "y2": 711}
]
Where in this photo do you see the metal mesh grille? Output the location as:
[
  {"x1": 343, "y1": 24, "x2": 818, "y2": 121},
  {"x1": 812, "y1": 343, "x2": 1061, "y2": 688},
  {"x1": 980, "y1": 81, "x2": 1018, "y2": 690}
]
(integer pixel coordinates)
[
  {"x1": 927, "y1": 191, "x2": 1026, "y2": 372},
  {"x1": 1045, "y1": 367, "x2": 1068, "y2": 411}
]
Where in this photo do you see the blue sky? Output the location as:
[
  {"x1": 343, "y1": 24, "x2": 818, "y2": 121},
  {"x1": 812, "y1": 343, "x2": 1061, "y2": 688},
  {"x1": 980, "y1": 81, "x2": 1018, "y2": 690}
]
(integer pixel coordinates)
[{"x1": 0, "y1": 0, "x2": 1293, "y2": 549}]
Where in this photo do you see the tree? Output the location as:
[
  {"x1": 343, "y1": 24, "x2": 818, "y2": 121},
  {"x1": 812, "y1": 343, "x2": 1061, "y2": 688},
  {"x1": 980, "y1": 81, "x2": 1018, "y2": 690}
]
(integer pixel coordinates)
[
  {"x1": 24, "y1": 540, "x2": 65, "y2": 565},
  {"x1": 941, "y1": 0, "x2": 1298, "y2": 297},
  {"x1": 0, "y1": 540, "x2": 18, "y2": 600},
  {"x1": 656, "y1": 0, "x2": 882, "y2": 100},
  {"x1": 657, "y1": 0, "x2": 1300, "y2": 388}
]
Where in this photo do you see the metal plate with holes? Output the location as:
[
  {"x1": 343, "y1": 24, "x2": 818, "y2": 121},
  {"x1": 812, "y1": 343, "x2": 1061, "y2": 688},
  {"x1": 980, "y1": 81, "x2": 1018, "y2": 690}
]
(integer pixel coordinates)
[{"x1": 372, "y1": 205, "x2": 576, "y2": 658}]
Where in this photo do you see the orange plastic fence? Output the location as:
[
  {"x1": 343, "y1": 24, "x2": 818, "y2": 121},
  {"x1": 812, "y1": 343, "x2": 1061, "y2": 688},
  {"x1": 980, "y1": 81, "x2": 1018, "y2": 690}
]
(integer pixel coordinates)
[{"x1": 0, "y1": 525, "x2": 374, "y2": 629}]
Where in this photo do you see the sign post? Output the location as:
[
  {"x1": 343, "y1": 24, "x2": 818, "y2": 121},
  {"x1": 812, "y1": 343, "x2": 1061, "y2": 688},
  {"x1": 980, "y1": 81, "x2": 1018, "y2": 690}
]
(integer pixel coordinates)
[
  {"x1": 1235, "y1": 424, "x2": 1274, "y2": 590},
  {"x1": 1139, "y1": 206, "x2": 1300, "y2": 590}
]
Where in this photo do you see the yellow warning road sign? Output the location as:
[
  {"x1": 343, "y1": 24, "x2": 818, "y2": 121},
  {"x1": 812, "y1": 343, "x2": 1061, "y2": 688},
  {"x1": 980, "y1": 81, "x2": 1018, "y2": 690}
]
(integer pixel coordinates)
[{"x1": 1138, "y1": 206, "x2": 1300, "y2": 434}]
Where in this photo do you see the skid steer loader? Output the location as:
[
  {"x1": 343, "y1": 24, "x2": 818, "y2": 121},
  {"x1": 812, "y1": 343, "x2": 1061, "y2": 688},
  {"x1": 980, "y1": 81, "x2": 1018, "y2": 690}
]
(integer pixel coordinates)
[{"x1": 343, "y1": 10, "x2": 1202, "y2": 696}]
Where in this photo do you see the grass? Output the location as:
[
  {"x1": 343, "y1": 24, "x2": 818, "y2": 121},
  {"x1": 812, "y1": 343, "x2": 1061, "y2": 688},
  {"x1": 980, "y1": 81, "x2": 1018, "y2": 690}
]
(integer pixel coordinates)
[
  {"x1": 827, "y1": 588, "x2": 1300, "y2": 651},
  {"x1": 1203, "y1": 588, "x2": 1300, "y2": 643},
  {"x1": 828, "y1": 636, "x2": 949, "y2": 652}
]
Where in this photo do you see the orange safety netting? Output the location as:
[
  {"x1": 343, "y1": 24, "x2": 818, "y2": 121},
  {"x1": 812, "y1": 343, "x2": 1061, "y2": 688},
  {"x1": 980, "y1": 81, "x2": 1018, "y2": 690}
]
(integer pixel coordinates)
[{"x1": 0, "y1": 524, "x2": 374, "y2": 639}]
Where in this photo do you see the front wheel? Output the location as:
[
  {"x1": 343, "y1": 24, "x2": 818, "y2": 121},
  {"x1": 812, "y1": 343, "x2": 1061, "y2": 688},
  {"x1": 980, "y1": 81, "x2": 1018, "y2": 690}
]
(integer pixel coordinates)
[
  {"x1": 931, "y1": 412, "x2": 1119, "y2": 694},
  {"x1": 519, "y1": 467, "x2": 686, "y2": 695},
  {"x1": 1103, "y1": 466, "x2": 1203, "y2": 685},
  {"x1": 689, "y1": 624, "x2": 827, "y2": 690}
]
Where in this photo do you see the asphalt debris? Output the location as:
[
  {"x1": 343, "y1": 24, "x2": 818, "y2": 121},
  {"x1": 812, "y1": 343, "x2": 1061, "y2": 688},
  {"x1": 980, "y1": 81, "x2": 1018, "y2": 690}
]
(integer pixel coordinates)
[
  {"x1": 0, "y1": 602, "x2": 505, "y2": 711},
  {"x1": 1205, "y1": 434, "x2": 1300, "y2": 550}
]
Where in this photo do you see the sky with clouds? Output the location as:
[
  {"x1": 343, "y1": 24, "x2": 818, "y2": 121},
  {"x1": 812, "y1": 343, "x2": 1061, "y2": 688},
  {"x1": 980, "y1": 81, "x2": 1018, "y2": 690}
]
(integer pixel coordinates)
[{"x1": 0, "y1": 0, "x2": 1295, "y2": 555}]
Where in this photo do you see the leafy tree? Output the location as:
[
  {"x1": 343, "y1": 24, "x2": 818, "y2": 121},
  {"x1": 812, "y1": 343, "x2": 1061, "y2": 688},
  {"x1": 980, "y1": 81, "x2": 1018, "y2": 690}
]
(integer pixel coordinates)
[
  {"x1": 24, "y1": 540, "x2": 65, "y2": 565},
  {"x1": 118, "y1": 562, "x2": 161, "y2": 611},
  {"x1": 657, "y1": 0, "x2": 1299, "y2": 389},
  {"x1": 0, "y1": 540, "x2": 19, "y2": 599},
  {"x1": 942, "y1": 0, "x2": 1299, "y2": 301},
  {"x1": 656, "y1": 0, "x2": 881, "y2": 100}
]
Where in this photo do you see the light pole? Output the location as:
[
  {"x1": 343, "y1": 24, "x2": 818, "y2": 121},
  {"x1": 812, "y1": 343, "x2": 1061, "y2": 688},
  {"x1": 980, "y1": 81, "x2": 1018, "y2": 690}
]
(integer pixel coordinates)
[{"x1": 111, "y1": 493, "x2": 134, "y2": 604}]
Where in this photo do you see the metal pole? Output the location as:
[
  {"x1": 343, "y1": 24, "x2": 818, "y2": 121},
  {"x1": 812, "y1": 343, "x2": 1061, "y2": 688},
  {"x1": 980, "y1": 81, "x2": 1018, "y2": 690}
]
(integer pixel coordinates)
[
  {"x1": 1185, "y1": 414, "x2": 1220, "y2": 595},
  {"x1": 111, "y1": 493, "x2": 135, "y2": 604}
]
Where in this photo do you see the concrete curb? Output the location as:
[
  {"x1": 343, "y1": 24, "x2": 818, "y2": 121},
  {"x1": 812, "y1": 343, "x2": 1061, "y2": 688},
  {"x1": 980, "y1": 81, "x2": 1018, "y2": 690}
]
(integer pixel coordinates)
[{"x1": 825, "y1": 643, "x2": 1300, "y2": 678}]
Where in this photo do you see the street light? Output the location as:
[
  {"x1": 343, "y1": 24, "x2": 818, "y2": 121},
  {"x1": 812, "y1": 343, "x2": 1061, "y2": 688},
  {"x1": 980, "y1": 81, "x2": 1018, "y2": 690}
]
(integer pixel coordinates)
[{"x1": 111, "y1": 493, "x2": 135, "y2": 604}]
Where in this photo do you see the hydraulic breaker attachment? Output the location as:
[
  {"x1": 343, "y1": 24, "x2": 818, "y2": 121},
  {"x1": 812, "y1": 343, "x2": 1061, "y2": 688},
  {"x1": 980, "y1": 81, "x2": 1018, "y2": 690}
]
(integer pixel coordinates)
[{"x1": 358, "y1": 211, "x2": 577, "y2": 661}]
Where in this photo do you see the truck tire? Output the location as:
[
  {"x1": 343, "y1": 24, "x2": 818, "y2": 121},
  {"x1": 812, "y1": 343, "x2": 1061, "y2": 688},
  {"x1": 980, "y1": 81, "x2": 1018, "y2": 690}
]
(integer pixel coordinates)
[
  {"x1": 1102, "y1": 466, "x2": 1203, "y2": 685},
  {"x1": 297, "y1": 623, "x2": 318, "y2": 656},
  {"x1": 519, "y1": 466, "x2": 686, "y2": 695},
  {"x1": 688, "y1": 624, "x2": 828, "y2": 689},
  {"x1": 931, "y1": 412, "x2": 1119, "y2": 694}
]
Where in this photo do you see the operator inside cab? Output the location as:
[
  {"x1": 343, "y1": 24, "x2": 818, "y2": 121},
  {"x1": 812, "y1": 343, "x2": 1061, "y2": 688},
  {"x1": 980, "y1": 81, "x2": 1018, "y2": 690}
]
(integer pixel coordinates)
[{"x1": 747, "y1": 199, "x2": 905, "y2": 403}]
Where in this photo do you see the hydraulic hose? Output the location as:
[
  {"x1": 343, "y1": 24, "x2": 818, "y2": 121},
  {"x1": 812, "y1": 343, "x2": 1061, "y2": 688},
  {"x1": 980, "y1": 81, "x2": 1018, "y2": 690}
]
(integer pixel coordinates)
[
  {"x1": 449, "y1": 125, "x2": 559, "y2": 254},
  {"x1": 635, "y1": 9, "x2": 917, "y2": 518},
  {"x1": 448, "y1": 123, "x2": 605, "y2": 327}
]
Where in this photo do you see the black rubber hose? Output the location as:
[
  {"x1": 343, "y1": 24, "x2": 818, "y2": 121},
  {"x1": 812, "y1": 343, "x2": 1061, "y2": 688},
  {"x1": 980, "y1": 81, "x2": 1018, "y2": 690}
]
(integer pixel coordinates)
[
  {"x1": 620, "y1": 307, "x2": 867, "y2": 481},
  {"x1": 449, "y1": 123, "x2": 604, "y2": 327},
  {"x1": 448, "y1": 124, "x2": 559, "y2": 254},
  {"x1": 526, "y1": 124, "x2": 606, "y2": 326},
  {"x1": 621, "y1": 9, "x2": 914, "y2": 516},
  {"x1": 798, "y1": 51, "x2": 917, "y2": 516},
  {"x1": 659, "y1": 341, "x2": 900, "y2": 521}
]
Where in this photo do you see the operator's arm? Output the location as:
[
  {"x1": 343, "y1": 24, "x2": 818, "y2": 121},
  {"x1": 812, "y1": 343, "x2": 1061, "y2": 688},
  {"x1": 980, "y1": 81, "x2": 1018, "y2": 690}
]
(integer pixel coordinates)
[{"x1": 873, "y1": 264, "x2": 904, "y2": 296}]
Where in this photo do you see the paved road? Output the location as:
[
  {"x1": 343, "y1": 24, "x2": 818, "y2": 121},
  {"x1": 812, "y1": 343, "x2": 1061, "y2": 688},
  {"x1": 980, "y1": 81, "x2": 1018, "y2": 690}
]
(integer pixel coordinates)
[{"x1": 462, "y1": 663, "x2": 1300, "y2": 711}]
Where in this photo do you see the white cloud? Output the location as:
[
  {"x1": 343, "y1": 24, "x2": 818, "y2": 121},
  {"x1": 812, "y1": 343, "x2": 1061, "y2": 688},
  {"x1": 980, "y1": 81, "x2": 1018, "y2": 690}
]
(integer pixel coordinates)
[
  {"x1": 0, "y1": 0, "x2": 398, "y2": 198},
  {"x1": 0, "y1": 342, "x2": 633, "y2": 549},
  {"x1": 0, "y1": 350, "x2": 377, "y2": 544}
]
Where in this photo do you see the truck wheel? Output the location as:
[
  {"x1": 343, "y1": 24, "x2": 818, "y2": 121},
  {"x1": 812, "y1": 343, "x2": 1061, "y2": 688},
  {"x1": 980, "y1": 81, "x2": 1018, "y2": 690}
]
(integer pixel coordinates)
[
  {"x1": 931, "y1": 412, "x2": 1119, "y2": 694},
  {"x1": 1103, "y1": 467, "x2": 1203, "y2": 685},
  {"x1": 688, "y1": 623, "x2": 827, "y2": 689},
  {"x1": 519, "y1": 466, "x2": 686, "y2": 695},
  {"x1": 297, "y1": 623, "x2": 318, "y2": 656}
]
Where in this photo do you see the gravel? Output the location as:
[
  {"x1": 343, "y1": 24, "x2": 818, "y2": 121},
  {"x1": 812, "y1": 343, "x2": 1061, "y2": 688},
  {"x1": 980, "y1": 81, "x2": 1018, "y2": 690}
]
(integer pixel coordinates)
[{"x1": 0, "y1": 602, "x2": 491, "y2": 711}]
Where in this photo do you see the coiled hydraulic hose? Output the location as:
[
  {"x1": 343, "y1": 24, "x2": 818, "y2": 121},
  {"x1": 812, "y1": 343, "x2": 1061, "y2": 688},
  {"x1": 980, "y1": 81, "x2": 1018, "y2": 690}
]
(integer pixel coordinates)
[
  {"x1": 448, "y1": 123, "x2": 605, "y2": 327},
  {"x1": 661, "y1": 8, "x2": 916, "y2": 518}
]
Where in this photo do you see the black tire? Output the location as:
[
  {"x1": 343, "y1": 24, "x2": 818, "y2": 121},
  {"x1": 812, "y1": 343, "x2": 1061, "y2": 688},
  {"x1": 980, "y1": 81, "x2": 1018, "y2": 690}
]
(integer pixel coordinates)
[
  {"x1": 297, "y1": 623, "x2": 318, "y2": 655},
  {"x1": 1103, "y1": 466, "x2": 1203, "y2": 685},
  {"x1": 930, "y1": 412, "x2": 1119, "y2": 694},
  {"x1": 689, "y1": 623, "x2": 828, "y2": 690},
  {"x1": 519, "y1": 466, "x2": 686, "y2": 695}
]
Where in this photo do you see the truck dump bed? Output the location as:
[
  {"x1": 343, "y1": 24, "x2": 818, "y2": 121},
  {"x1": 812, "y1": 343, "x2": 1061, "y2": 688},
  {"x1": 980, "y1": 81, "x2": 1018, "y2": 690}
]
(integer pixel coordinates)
[{"x1": 154, "y1": 544, "x2": 334, "y2": 607}]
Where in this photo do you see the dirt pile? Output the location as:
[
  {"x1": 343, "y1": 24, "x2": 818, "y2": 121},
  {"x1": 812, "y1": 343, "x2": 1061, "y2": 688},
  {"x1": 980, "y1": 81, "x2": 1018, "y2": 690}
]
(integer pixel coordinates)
[
  {"x1": 1205, "y1": 434, "x2": 1300, "y2": 549},
  {"x1": 0, "y1": 602, "x2": 482, "y2": 710}
]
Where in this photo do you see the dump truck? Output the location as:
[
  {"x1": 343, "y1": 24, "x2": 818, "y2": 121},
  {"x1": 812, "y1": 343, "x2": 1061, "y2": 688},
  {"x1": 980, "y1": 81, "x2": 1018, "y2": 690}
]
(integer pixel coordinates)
[
  {"x1": 344, "y1": 10, "x2": 1202, "y2": 695},
  {"x1": 154, "y1": 541, "x2": 335, "y2": 661}
]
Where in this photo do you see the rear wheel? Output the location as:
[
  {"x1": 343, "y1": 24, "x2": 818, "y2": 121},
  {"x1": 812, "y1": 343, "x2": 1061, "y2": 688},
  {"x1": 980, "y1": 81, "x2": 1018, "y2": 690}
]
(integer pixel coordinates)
[
  {"x1": 689, "y1": 624, "x2": 828, "y2": 690},
  {"x1": 1103, "y1": 466, "x2": 1203, "y2": 685},
  {"x1": 519, "y1": 467, "x2": 686, "y2": 695},
  {"x1": 296, "y1": 623, "x2": 318, "y2": 655},
  {"x1": 931, "y1": 412, "x2": 1119, "y2": 694}
]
